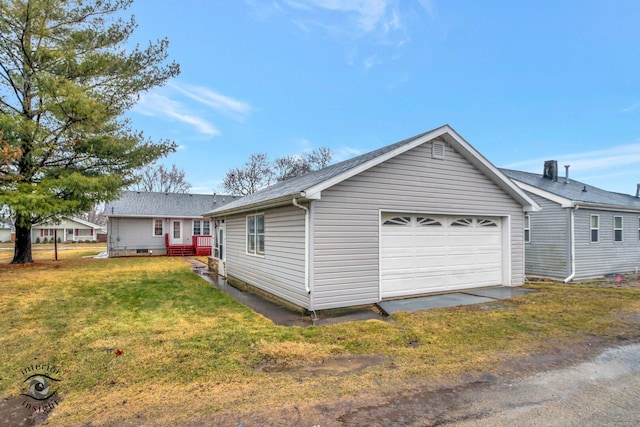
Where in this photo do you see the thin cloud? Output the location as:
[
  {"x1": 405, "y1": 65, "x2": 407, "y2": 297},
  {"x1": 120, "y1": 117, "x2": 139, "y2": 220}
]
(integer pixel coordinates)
[
  {"x1": 135, "y1": 93, "x2": 219, "y2": 137},
  {"x1": 169, "y1": 82, "x2": 253, "y2": 121},
  {"x1": 503, "y1": 142, "x2": 640, "y2": 192},
  {"x1": 334, "y1": 146, "x2": 364, "y2": 162},
  {"x1": 621, "y1": 103, "x2": 640, "y2": 113},
  {"x1": 249, "y1": 0, "x2": 435, "y2": 69},
  {"x1": 503, "y1": 143, "x2": 640, "y2": 173}
]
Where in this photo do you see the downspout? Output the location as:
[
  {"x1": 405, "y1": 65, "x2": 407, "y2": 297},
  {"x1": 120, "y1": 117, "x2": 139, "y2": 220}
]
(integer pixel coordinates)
[
  {"x1": 563, "y1": 205, "x2": 579, "y2": 283},
  {"x1": 292, "y1": 198, "x2": 311, "y2": 294}
]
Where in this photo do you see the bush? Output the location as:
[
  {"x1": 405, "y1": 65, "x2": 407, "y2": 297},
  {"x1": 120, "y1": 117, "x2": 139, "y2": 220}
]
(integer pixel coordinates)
[
  {"x1": 57, "y1": 237, "x2": 62, "y2": 243},
  {"x1": 42, "y1": 237, "x2": 48, "y2": 243},
  {"x1": 35, "y1": 237, "x2": 40, "y2": 244}
]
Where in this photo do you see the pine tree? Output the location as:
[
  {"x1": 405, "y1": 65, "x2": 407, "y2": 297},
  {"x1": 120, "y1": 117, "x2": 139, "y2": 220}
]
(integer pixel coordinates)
[{"x1": 0, "y1": 0, "x2": 180, "y2": 263}]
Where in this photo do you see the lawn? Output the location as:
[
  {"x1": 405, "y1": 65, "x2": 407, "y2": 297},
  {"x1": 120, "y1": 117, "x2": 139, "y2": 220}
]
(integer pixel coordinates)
[
  {"x1": 0, "y1": 242, "x2": 106, "y2": 263},
  {"x1": 1, "y1": 256, "x2": 639, "y2": 426}
]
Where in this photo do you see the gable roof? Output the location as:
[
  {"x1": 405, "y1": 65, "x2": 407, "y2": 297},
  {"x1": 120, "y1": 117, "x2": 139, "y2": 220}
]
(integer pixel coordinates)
[
  {"x1": 206, "y1": 125, "x2": 539, "y2": 216},
  {"x1": 501, "y1": 168, "x2": 640, "y2": 212},
  {"x1": 104, "y1": 191, "x2": 240, "y2": 218},
  {"x1": 34, "y1": 216, "x2": 104, "y2": 230}
]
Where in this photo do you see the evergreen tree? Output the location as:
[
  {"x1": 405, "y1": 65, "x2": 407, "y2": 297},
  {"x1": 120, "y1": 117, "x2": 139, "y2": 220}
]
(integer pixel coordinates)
[{"x1": 0, "y1": 0, "x2": 180, "y2": 263}]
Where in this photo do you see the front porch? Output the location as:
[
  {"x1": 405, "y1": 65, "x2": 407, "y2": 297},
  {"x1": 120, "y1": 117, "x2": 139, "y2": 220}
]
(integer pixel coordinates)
[{"x1": 165, "y1": 234, "x2": 212, "y2": 256}]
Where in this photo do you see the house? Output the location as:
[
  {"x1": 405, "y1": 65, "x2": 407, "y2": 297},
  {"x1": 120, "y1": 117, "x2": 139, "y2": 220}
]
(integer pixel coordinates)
[
  {"x1": 103, "y1": 191, "x2": 239, "y2": 257},
  {"x1": 502, "y1": 162, "x2": 640, "y2": 281},
  {"x1": 204, "y1": 125, "x2": 539, "y2": 312},
  {"x1": 0, "y1": 221, "x2": 13, "y2": 242},
  {"x1": 32, "y1": 217, "x2": 105, "y2": 243}
]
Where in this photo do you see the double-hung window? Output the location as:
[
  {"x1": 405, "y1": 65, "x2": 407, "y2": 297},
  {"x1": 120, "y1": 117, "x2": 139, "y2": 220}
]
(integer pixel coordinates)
[
  {"x1": 614, "y1": 216, "x2": 623, "y2": 242},
  {"x1": 193, "y1": 220, "x2": 211, "y2": 235},
  {"x1": 590, "y1": 215, "x2": 599, "y2": 243},
  {"x1": 524, "y1": 215, "x2": 531, "y2": 243},
  {"x1": 153, "y1": 219, "x2": 164, "y2": 237},
  {"x1": 246, "y1": 214, "x2": 265, "y2": 255}
]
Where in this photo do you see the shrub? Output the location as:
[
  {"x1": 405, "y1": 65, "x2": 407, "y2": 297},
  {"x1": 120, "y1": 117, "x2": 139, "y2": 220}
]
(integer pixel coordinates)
[
  {"x1": 42, "y1": 237, "x2": 48, "y2": 243},
  {"x1": 57, "y1": 237, "x2": 62, "y2": 243},
  {"x1": 35, "y1": 237, "x2": 40, "y2": 244}
]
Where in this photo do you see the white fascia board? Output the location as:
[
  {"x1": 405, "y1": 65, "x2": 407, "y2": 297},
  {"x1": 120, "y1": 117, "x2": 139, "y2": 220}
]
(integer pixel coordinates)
[
  {"x1": 301, "y1": 126, "x2": 451, "y2": 198},
  {"x1": 204, "y1": 195, "x2": 298, "y2": 218},
  {"x1": 512, "y1": 181, "x2": 573, "y2": 208}
]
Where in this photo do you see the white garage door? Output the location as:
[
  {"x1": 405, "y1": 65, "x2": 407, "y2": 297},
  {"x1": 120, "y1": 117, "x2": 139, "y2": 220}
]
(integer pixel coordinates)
[{"x1": 381, "y1": 214, "x2": 503, "y2": 299}]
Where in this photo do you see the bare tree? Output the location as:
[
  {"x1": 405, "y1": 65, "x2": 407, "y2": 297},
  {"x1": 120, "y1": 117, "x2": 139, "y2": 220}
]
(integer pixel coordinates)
[
  {"x1": 222, "y1": 153, "x2": 273, "y2": 196},
  {"x1": 132, "y1": 164, "x2": 192, "y2": 193},
  {"x1": 272, "y1": 148, "x2": 333, "y2": 182},
  {"x1": 221, "y1": 148, "x2": 333, "y2": 195}
]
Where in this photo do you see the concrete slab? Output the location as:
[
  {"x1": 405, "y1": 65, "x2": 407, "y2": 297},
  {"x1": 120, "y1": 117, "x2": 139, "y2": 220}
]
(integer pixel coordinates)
[
  {"x1": 463, "y1": 287, "x2": 534, "y2": 299},
  {"x1": 378, "y1": 293, "x2": 495, "y2": 315}
]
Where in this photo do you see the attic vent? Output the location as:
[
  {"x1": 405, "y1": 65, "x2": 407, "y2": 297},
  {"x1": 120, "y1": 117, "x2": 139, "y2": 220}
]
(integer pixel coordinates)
[{"x1": 432, "y1": 141, "x2": 445, "y2": 159}]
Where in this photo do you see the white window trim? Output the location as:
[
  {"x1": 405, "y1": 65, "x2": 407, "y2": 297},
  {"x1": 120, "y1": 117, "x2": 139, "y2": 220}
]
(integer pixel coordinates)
[
  {"x1": 152, "y1": 218, "x2": 164, "y2": 237},
  {"x1": 193, "y1": 219, "x2": 211, "y2": 236},
  {"x1": 614, "y1": 215, "x2": 623, "y2": 242},
  {"x1": 590, "y1": 214, "x2": 599, "y2": 243},
  {"x1": 524, "y1": 215, "x2": 530, "y2": 243},
  {"x1": 638, "y1": 216, "x2": 640, "y2": 241},
  {"x1": 246, "y1": 213, "x2": 265, "y2": 257}
]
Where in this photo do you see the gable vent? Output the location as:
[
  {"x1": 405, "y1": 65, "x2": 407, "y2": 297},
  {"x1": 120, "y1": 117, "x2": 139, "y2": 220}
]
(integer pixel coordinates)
[{"x1": 432, "y1": 141, "x2": 445, "y2": 159}]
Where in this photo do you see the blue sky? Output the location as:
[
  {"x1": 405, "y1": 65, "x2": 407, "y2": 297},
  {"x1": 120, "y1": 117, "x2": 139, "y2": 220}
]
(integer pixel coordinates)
[{"x1": 125, "y1": 0, "x2": 640, "y2": 195}]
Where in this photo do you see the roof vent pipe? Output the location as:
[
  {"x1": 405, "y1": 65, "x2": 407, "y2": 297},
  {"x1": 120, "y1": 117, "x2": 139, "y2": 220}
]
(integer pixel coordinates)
[
  {"x1": 564, "y1": 165, "x2": 570, "y2": 184},
  {"x1": 636, "y1": 184, "x2": 640, "y2": 198}
]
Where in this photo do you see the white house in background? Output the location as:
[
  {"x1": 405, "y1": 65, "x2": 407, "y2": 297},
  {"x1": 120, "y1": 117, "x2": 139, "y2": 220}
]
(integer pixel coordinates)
[
  {"x1": 32, "y1": 217, "x2": 105, "y2": 243},
  {"x1": 502, "y1": 162, "x2": 640, "y2": 281},
  {"x1": 103, "y1": 192, "x2": 239, "y2": 257},
  {"x1": 205, "y1": 125, "x2": 539, "y2": 313},
  {"x1": 0, "y1": 221, "x2": 13, "y2": 242}
]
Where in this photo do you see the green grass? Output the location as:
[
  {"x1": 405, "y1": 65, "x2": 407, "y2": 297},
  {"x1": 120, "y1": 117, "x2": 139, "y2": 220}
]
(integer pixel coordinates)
[{"x1": 1, "y1": 257, "x2": 638, "y2": 426}]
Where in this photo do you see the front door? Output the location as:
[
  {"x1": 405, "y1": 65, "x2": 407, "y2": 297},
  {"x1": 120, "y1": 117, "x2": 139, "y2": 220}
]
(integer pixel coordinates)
[{"x1": 170, "y1": 220, "x2": 183, "y2": 245}]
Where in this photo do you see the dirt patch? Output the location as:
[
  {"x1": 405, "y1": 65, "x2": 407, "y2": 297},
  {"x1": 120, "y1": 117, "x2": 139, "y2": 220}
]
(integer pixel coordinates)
[
  {"x1": 0, "y1": 395, "x2": 53, "y2": 427},
  {"x1": 289, "y1": 355, "x2": 388, "y2": 376}
]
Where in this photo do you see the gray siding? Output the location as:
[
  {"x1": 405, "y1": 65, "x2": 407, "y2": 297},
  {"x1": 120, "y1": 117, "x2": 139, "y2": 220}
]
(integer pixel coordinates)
[
  {"x1": 108, "y1": 217, "x2": 199, "y2": 256},
  {"x1": 524, "y1": 193, "x2": 570, "y2": 279},
  {"x1": 225, "y1": 205, "x2": 309, "y2": 308},
  {"x1": 312, "y1": 140, "x2": 525, "y2": 310},
  {"x1": 574, "y1": 210, "x2": 640, "y2": 278}
]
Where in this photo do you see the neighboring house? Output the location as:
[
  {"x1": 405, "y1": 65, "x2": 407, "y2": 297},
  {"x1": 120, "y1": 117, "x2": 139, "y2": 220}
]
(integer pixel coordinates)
[
  {"x1": 103, "y1": 192, "x2": 239, "y2": 257},
  {"x1": 502, "y1": 162, "x2": 640, "y2": 281},
  {"x1": 0, "y1": 222, "x2": 13, "y2": 242},
  {"x1": 205, "y1": 125, "x2": 539, "y2": 312},
  {"x1": 32, "y1": 217, "x2": 104, "y2": 243}
]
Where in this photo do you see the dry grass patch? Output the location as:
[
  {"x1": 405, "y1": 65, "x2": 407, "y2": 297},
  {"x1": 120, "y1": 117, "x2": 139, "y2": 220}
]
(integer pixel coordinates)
[{"x1": 1, "y1": 258, "x2": 638, "y2": 426}]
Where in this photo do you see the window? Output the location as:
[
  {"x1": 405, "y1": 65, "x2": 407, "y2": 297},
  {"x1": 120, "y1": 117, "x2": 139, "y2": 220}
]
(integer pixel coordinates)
[
  {"x1": 614, "y1": 216, "x2": 623, "y2": 242},
  {"x1": 417, "y1": 217, "x2": 441, "y2": 226},
  {"x1": 451, "y1": 218, "x2": 473, "y2": 227},
  {"x1": 193, "y1": 220, "x2": 210, "y2": 236},
  {"x1": 383, "y1": 216, "x2": 411, "y2": 226},
  {"x1": 153, "y1": 219, "x2": 163, "y2": 237},
  {"x1": 246, "y1": 214, "x2": 265, "y2": 255},
  {"x1": 590, "y1": 215, "x2": 599, "y2": 243},
  {"x1": 524, "y1": 215, "x2": 530, "y2": 243},
  {"x1": 40, "y1": 229, "x2": 54, "y2": 237},
  {"x1": 638, "y1": 217, "x2": 640, "y2": 241}
]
